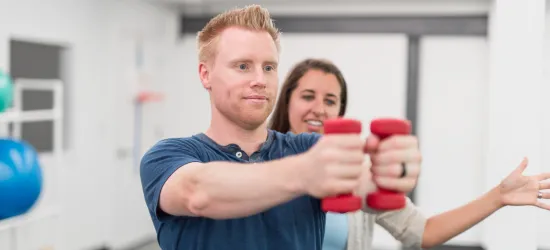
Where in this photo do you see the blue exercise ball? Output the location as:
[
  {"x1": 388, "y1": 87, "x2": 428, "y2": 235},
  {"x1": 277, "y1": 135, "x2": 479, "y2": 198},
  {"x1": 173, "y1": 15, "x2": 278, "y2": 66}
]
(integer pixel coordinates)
[{"x1": 0, "y1": 139, "x2": 43, "y2": 220}]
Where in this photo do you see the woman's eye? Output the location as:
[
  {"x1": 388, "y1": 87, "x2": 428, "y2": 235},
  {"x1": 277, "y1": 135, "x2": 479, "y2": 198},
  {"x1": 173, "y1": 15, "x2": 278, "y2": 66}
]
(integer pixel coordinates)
[
  {"x1": 264, "y1": 65, "x2": 274, "y2": 71},
  {"x1": 302, "y1": 95, "x2": 314, "y2": 101}
]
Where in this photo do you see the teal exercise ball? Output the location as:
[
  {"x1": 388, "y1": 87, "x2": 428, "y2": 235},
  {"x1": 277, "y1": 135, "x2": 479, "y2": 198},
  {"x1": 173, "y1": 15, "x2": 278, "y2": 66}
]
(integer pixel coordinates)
[
  {"x1": 0, "y1": 139, "x2": 43, "y2": 220},
  {"x1": 0, "y1": 70, "x2": 14, "y2": 113}
]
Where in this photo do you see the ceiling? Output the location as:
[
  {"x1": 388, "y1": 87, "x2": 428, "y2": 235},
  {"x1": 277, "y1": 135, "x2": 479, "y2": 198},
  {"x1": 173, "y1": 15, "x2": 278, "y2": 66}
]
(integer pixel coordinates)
[{"x1": 146, "y1": 0, "x2": 491, "y2": 16}]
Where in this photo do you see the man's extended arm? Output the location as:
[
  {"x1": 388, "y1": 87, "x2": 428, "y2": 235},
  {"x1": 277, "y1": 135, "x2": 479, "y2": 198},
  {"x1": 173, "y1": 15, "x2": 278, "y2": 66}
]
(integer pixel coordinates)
[
  {"x1": 146, "y1": 133, "x2": 366, "y2": 220},
  {"x1": 160, "y1": 155, "x2": 307, "y2": 219}
]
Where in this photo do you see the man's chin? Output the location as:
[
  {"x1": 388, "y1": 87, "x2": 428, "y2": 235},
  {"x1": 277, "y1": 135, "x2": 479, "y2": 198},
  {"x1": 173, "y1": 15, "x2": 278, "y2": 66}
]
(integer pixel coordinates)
[
  {"x1": 240, "y1": 112, "x2": 270, "y2": 128},
  {"x1": 245, "y1": 114, "x2": 269, "y2": 125}
]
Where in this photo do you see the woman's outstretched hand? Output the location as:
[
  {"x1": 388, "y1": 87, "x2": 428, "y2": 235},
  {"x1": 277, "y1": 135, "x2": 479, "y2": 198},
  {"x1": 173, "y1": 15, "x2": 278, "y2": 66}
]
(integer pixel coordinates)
[{"x1": 499, "y1": 157, "x2": 550, "y2": 210}]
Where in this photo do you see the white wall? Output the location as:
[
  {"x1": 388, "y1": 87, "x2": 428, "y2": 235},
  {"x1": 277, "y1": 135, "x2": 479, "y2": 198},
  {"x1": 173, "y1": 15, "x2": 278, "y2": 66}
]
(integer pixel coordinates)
[
  {"x1": 0, "y1": 1, "x2": 181, "y2": 250},
  {"x1": 104, "y1": 2, "x2": 181, "y2": 249},
  {"x1": 417, "y1": 4, "x2": 550, "y2": 249},
  {"x1": 538, "y1": 5, "x2": 550, "y2": 249},
  {"x1": 162, "y1": 36, "x2": 211, "y2": 138},
  {"x1": 416, "y1": 36, "x2": 489, "y2": 246},
  {"x1": 482, "y1": 1, "x2": 547, "y2": 250},
  {"x1": 181, "y1": 0, "x2": 491, "y2": 16}
]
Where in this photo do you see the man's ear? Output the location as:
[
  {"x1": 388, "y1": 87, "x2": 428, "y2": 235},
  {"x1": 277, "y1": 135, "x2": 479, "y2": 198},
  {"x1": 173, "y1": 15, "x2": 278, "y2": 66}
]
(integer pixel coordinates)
[{"x1": 199, "y1": 62, "x2": 211, "y2": 90}]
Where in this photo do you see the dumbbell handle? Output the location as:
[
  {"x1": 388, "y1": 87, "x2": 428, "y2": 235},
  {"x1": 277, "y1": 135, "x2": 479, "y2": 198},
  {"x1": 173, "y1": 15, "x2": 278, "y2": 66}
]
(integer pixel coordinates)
[
  {"x1": 320, "y1": 118, "x2": 363, "y2": 213},
  {"x1": 366, "y1": 118, "x2": 411, "y2": 210}
]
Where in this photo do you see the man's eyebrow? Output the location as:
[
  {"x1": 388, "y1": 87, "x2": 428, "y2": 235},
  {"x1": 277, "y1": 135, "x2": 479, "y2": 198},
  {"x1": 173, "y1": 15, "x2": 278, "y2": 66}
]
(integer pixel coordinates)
[
  {"x1": 228, "y1": 58, "x2": 253, "y2": 64},
  {"x1": 265, "y1": 60, "x2": 278, "y2": 66}
]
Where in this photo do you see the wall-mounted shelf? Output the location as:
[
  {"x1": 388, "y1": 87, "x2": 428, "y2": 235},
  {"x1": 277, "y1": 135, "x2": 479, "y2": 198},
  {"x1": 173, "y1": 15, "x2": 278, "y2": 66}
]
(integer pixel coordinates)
[{"x1": 0, "y1": 109, "x2": 61, "y2": 123}]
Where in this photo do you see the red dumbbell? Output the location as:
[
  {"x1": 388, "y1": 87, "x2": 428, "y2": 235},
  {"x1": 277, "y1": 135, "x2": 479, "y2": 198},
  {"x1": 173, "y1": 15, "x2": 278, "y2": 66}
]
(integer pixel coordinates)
[
  {"x1": 321, "y1": 118, "x2": 363, "y2": 213},
  {"x1": 366, "y1": 118, "x2": 412, "y2": 210}
]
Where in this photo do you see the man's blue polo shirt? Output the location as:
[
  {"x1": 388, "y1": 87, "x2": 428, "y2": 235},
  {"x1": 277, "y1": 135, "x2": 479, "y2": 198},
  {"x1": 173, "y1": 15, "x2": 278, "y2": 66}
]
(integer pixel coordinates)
[{"x1": 140, "y1": 129, "x2": 325, "y2": 250}]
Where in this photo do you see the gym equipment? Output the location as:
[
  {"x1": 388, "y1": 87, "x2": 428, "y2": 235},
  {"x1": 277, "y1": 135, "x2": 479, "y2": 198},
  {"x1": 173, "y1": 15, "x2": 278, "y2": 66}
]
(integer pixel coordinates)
[
  {"x1": 0, "y1": 70, "x2": 14, "y2": 113},
  {"x1": 366, "y1": 118, "x2": 411, "y2": 210},
  {"x1": 321, "y1": 118, "x2": 363, "y2": 213},
  {"x1": 320, "y1": 117, "x2": 412, "y2": 213},
  {"x1": 0, "y1": 139, "x2": 43, "y2": 220}
]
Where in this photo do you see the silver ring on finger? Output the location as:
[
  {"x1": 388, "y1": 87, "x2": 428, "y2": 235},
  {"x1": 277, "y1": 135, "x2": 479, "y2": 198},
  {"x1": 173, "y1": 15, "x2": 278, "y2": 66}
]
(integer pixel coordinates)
[
  {"x1": 538, "y1": 192, "x2": 543, "y2": 199},
  {"x1": 400, "y1": 163, "x2": 407, "y2": 178}
]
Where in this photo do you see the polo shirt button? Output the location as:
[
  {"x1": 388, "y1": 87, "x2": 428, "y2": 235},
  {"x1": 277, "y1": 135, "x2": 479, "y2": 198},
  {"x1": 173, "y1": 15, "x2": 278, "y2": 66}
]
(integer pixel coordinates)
[{"x1": 235, "y1": 151, "x2": 243, "y2": 158}]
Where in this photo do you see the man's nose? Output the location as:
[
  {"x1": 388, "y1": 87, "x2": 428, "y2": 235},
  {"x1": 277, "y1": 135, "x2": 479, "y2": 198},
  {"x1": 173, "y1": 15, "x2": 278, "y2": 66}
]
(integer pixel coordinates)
[{"x1": 250, "y1": 71, "x2": 267, "y2": 88}]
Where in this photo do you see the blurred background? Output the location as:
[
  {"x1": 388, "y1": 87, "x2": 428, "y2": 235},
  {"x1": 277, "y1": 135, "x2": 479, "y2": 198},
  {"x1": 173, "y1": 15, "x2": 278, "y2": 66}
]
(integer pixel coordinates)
[{"x1": 0, "y1": 0, "x2": 548, "y2": 250}]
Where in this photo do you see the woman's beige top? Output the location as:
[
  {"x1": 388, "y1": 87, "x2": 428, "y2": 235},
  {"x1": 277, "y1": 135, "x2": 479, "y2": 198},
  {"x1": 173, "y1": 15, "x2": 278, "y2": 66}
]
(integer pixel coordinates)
[{"x1": 346, "y1": 197, "x2": 427, "y2": 250}]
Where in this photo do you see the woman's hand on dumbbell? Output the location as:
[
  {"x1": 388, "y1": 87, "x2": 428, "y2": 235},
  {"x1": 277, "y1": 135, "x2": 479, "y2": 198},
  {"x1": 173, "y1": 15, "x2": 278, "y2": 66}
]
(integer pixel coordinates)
[
  {"x1": 299, "y1": 134, "x2": 366, "y2": 198},
  {"x1": 365, "y1": 134, "x2": 422, "y2": 193}
]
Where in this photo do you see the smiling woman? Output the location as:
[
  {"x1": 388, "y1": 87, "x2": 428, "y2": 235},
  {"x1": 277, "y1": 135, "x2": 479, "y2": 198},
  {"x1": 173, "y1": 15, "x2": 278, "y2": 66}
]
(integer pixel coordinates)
[{"x1": 269, "y1": 59, "x2": 348, "y2": 134}]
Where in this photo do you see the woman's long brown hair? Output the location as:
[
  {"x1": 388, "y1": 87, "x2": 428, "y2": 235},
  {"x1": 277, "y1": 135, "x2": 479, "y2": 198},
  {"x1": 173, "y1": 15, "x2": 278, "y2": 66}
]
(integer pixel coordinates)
[{"x1": 269, "y1": 58, "x2": 348, "y2": 133}]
